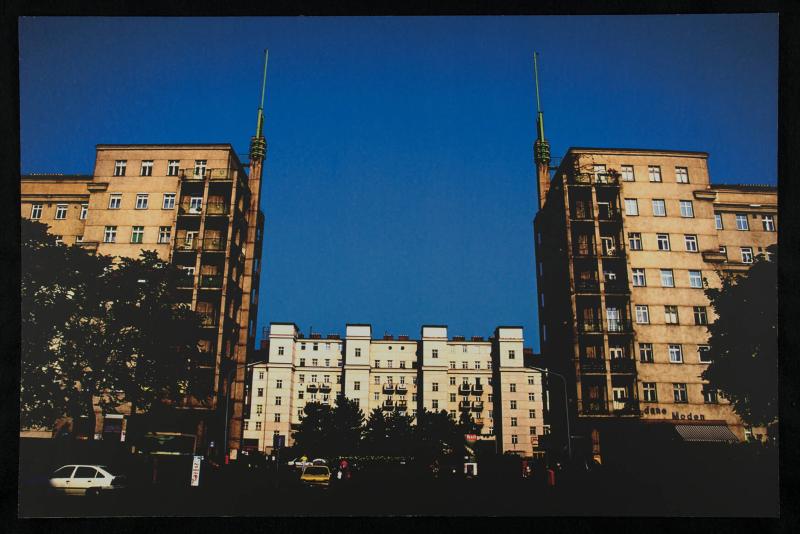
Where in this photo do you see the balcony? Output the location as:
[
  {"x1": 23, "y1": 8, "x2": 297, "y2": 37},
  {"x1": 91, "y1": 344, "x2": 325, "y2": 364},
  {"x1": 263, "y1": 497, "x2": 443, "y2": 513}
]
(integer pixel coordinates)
[
  {"x1": 395, "y1": 384, "x2": 408, "y2": 394},
  {"x1": 176, "y1": 273, "x2": 195, "y2": 288},
  {"x1": 612, "y1": 398, "x2": 641, "y2": 415},
  {"x1": 306, "y1": 383, "x2": 318, "y2": 392},
  {"x1": 472, "y1": 401, "x2": 484, "y2": 411},
  {"x1": 199, "y1": 314, "x2": 218, "y2": 328},
  {"x1": 598, "y1": 208, "x2": 622, "y2": 221},
  {"x1": 474, "y1": 418, "x2": 485, "y2": 426},
  {"x1": 579, "y1": 400, "x2": 609, "y2": 415},
  {"x1": 174, "y1": 238, "x2": 199, "y2": 252},
  {"x1": 702, "y1": 250, "x2": 727, "y2": 263},
  {"x1": 579, "y1": 358, "x2": 606, "y2": 373},
  {"x1": 458, "y1": 383, "x2": 471, "y2": 395},
  {"x1": 568, "y1": 173, "x2": 620, "y2": 186},
  {"x1": 603, "y1": 280, "x2": 630, "y2": 293},
  {"x1": 396, "y1": 401, "x2": 408, "y2": 411},
  {"x1": 575, "y1": 279, "x2": 600, "y2": 293},
  {"x1": 572, "y1": 245, "x2": 597, "y2": 258},
  {"x1": 606, "y1": 320, "x2": 634, "y2": 334},
  {"x1": 578, "y1": 321, "x2": 603, "y2": 334},
  {"x1": 459, "y1": 401, "x2": 472, "y2": 410},
  {"x1": 206, "y1": 202, "x2": 229, "y2": 216},
  {"x1": 318, "y1": 383, "x2": 332, "y2": 392},
  {"x1": 209, "y1": 168, "x2": 231, "y2": 181},
  {"x1": 600, "y1": 243, "x2": 626, "y2": 258},
  {"x1": 199, "y1": 274, "x2": 223, "y2": 289},
  {"x1": 202, "y1": 237, "x2": 225, "y2": 252},
  {"x1": 471, "y1": 384, "x2": 484, "y2": 395},
  {"x1": 383, "y1": 400, "x2": 395, "y2": 411},
  {"x1": 178, "y1": 202, "x2": 203, "y2": 215},
  {"x1": 179, "y1": 169, "x2": 206, "y2": 181},
  {"x1": 610, "y1": 358, "x2": 636, "y2": 373},
  {"x1": 382, "y1": 383, "x2": 395, "y2": 393}
]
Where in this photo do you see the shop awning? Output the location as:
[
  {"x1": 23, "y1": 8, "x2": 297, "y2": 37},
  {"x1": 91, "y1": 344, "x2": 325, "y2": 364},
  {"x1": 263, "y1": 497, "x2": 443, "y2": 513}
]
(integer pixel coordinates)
[{"x1": 674, "y1": 424, "x2": 738, "y2": 443}]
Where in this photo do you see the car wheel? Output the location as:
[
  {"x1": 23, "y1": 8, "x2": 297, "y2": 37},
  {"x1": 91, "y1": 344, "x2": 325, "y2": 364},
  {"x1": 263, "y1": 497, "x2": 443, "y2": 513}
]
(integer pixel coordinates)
[{"x1": 86, "y1": 488, "x2": 101, "y2": 498}]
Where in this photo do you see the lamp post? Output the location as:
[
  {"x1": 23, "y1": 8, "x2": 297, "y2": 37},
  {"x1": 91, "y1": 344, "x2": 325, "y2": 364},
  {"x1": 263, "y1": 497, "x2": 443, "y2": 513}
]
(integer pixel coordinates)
[
  {"x1": 222, "y1": 359, "x2": 267, "y2": 463},
  {"x1": 527, "y1": 366, "x2": 572, "y2": 461}
]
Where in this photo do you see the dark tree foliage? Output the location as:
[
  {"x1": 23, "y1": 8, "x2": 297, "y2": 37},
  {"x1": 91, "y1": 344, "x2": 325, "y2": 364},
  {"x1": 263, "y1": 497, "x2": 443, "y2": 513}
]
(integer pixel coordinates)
[
  {"x1": 364, "y1": 409, "x2": 415, "y2": 456},
  {"x1": 292, "y1": 402, "x2": 335, "y2": 455},
  {"x1": 329, "y1": 396, "x2": 365, "y2": 456},
  {"x1": 701, "y1": 246, "x2": 777, "y2": 428},
  {"x1": 20, "y1": 219, "x2": 207, "y2": 435}
]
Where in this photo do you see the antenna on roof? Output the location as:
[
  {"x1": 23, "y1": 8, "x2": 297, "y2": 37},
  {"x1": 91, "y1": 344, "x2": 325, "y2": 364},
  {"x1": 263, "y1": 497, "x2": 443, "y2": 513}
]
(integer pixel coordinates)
[
  {"x1": 533, "y1": 52, "x2": 547, "y2": 149},
  {"x1": 249, "y1": 49, "x2": 269, "y2": 162}
]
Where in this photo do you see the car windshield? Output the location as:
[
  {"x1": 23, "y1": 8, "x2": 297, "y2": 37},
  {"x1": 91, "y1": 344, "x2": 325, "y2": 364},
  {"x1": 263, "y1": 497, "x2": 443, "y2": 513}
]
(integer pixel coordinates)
[{"x1": 304, "y1": 466, "x2": 328, "y2": 476}]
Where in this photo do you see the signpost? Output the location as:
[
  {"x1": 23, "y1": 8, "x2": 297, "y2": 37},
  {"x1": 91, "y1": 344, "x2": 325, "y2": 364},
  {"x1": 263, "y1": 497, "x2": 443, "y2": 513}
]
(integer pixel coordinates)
[{"x1": 190, "y1": 455, "x2": 202, "y2": 487}]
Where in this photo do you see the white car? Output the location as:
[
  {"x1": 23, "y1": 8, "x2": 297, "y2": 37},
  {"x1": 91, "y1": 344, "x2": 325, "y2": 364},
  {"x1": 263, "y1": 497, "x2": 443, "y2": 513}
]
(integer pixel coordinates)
[{"x1": 48, "y1": 465, "x2": 126, "y2": 496}]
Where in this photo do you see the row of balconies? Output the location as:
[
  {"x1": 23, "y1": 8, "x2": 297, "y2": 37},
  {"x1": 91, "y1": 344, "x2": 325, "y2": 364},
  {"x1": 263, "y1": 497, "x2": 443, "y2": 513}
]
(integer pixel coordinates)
[
  {"x1": 174, "y1": 237, "x2": 226, "y2": 252},
  {"x1": 459, "y1": 400, "x2": 485, "y2": 411},
  {"x1": 458, "y1": 383, "x2": 484, "y2": 395},
  {"x1": 178, "y1": 201, "x2": 230, "y2": 216},
  {"x1": 578, "y1": 398, "x2": 640, "y2": 416},
  {"x1": 382, "y1": 383, "x2": 409, "y2": 394},
  {"x1": 567, "y1": 172, "x2": 620, "y2": 186},
  {"x1": 579, "y1": 357, "x2": 637, "y2": 374},
  {"x1": 572, "y1": 242, "x2": 627, "y2": 258},
  {"x1": 305, "y1": 383, "x2": 333, "y2": 392},
  {"x1": 382, "y1": 400, "x2": 409, "y2": 411},
  {"x1": 570, "y1": 207, "x2": 622, "y2": 222},
  {"x1": 177, "y1": 273, "x2": 224, "y2": 289},
  {"x1": 577, "y1": 320, "x2": 634, "y2": 334},
  {"x1": 178, "y1": 168, "x2": 232, "y2": 181},
  {"x1": 574, "y1": 279, "x2": 629, "y2": 294}
]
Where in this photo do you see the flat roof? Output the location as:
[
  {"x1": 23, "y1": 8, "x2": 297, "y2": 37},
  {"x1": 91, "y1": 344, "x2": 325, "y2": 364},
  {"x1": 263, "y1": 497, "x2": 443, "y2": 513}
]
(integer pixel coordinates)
[
  {"x1": 96, "y1": 143, "x2": 235, "y2": 149},
  {"x1": 21, "y1": 174, "x2": 93, "y2": 180},
  {"x1": 565, "y1": 146, "x2": 709, "y2": 157},
  {"x1": 710, "y1": 183, "x2": 777, "y2": 192}
]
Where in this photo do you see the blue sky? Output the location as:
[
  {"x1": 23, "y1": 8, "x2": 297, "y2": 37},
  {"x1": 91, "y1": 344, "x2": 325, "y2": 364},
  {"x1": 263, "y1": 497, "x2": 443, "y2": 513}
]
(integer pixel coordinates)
[{"x1": 19, "y1": 16, "x2": 778, "y2": 351}]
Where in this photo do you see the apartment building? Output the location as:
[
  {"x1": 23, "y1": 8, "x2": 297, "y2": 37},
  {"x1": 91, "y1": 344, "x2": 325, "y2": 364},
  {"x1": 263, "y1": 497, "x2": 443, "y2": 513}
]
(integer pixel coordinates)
[
  {"x1": 20, "y1": 142, "x2": 266, "y2": 454},
  {"x1": 532, "y1": 147, "x2": 777, "y2": 459},
  {"x1": 243, "y1": 324, "x2": 546, "y2": 458}
]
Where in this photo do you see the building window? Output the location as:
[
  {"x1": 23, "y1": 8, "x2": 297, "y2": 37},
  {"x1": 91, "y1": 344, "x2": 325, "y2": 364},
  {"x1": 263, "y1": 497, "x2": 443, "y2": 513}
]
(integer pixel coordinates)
[
  {"x1": 354, "y1": 347, "x2": 363, "y2": 357},
  {"x1": 79, "y1": 203, "x2": 88, "y2": 220},
  {"x1": 715, "y1": 213, "x2": 724, "y2": 229},
  {"x1": 689, "y1": 270, "x2": 703, "y2": 288},
  {"x1": 432, "y1": 399, "x2": 439, "y2": 410},
  {"x1": 652, "y1": 199, "x2": 666, "y2": 217},
  {"x1": 741, "y1": 247, "x2": 754, "y2": 264},
  {"x1": 313, "y1": 343, "x2": 319, "y2": 351},
  {"x1": 632, "y1": 268, "x2": 646, "y2": 287},
  {"x1": 639, "y1": 343, "x2": 654, "y2": 363},
  {"x1": 684, "y1": 235, "x2": 698, "y2": 252},
  {"x1": 693, "y1": 306, "x2": 708, "y2": 325},
  {"x1": 135, "y1": 194, "x2": 149, "y2": 210},
  {"x1": 167, "y1": 160, "x2": 179, "y2": 176},
  {"x1": 735, "y1": 214, "x2": 749, "y2": 231},
  {"x1": 299, "y1": 358, "x2": 305, "y2": 367},
  {"x1": 275, "y1": 396, "x2": 282, "y2": 406},
  {"x1": 474, "y1": 361, "x2": 480, "y2": 370},
  {"x1": 140, "y1": 160, "x2": 153, "y2": 176},
  {"x1": 698, "y1": 345, "x2": 712, "y2": 363},
  {"x1": 529, "y1": 409, "x2": 536, "y2": 418},
  {"x1": 703, "y1": 387, "x2": 719, "y2": 404},
  {"x1": 509, "y1": 350, "x2": 515, "y2": 360},
  {"x1": 449, "y1": 361, "x2": 456, "y2": 369},
  {"x1": 256, "y1": 405, "x2": 263, "y2": 415},
  {"x1": 278, "y1": 346, "x2": 285, "y2": 356},
  {"x1": 114, "y1": 160, "x2": 127, "y2": 176},
  {"x1": 510, "y1": 417, "x2": 518, "y2": 427},
  {"x1": 529, "y1": 426, "x2": 537, "y2": 435},
  {"x1": 627, "y1": 232, "x2": 643, "y2": 251},
  {"x1": 274, "y1": 413, "x2": 281, "y2": 423},
  {"x1": 30, "y1": 204, "x2": 43, "y2": 219},
  {"x1": 243, "y1": 421, "x2": 249, "y2": 431},
  {"x1": 657, "y1": 234, "x2": 671, "y2": 251},
  {"x1": 194, "y1": 160, "x2": 207, "y2": 177},
  {"x1": 642, "y1": 382, "x2": 658, "y2": 402},
  {"x1": 621, "y1": 165, "x2": 635, "y2": 182},
  {"x1": 130, "y1": 226, "x2": 144, "y2": 244},
  {"x1": 374, "y1": 360, "x2": 380, "y2": 368},
  {"x1": 635, "y1": 305, "x2": 650, "y2": 324},
  {"x1": 719, "y1": 245, "x2": 727, "y2": 258},
  {"x1": 258, "y1": 371, "x2": 264, "y2": 380},
  {"x1": 673, "y1": 383, "x2": 688, "y2": 403},
  {"x1": 762, "y1": 215, "x2": 775, "y2": 232},
  {"x1": 276, "y1": 379, "x2": 283, "y2": 389},
  {"x1": 256, "y1": 387, "x2": 264, "y2": 397},
  {"x1": 461, "y1": 361, "x2": 468, "y2": 370},
  {"x1": 387, "y1": 360, "x2": 393, "y2": 369},
  {"x1": 325, "y1": 343, "x2": 331, "y2": 351},
  {"x1": 324, "y1": 375, "x2": 331, "y2": 384},
  {"x1": 312, "y1": 358, "x2": 318, "y2": 366},
  {"x1": 624, "y1": 198, "x2": 639, "y2": 216},
  {"x1": 527, "y1": 376, "x2": 535, "y2": 385},
  {"x1": 54, "y1": 235, "x2": 63, "y2": 246},
  {"x1": 109, "y1": 194, "x2": 122, "y2": 209},
  {"x1": 103, "y1": 226, "x2": 117, "y2": 243},
  {"x1": 374, "y1": 376, "x2": 380, "y2": 385},
  {"x1": 664, "y1": 305, "x2": 679, "y2": 324},
  {"x1": 255, "y1": 421, "x2": 262, "y2": 430},
  {"x1": 432, "y1": 349, "x2": 439, "y2": 359},
  {"x1": 354, "y1": 381, "x2": 361, "y2": 391},
  {"x1": 675, "y1": 167, "x2": 689, "y2": 183},
  {"x1": 528, "y1": 393, "x2": 535, "y2": 401},
  {"x1": 162, "y1": 193, "x2": 176, "y2": 210},
  {"x1": 668, "y1": 344, "x2": 683, "y2": 363},
  {"x1": 54, "y1": 204, "x2": 68, "y2": 219},
  {"x1": 462, "y1": 345, "x2": 468, "y2": 353},
  {"x1": 157, "y1": 226, "x2": 171, "y2": 244},
  {"x1": 75, "y1": 236, "x2": 83, "y2": 244},
  {"x1": 660, "y1": 269, "x2": 675, "y2": 287},
  {"x1": 449, "y1": 393, "x2": 456, "y2": 402},
  {"x1": 679, "y1": 200, "x2": 694, "y2": 218},
  {"x1": 510, "y1": 400, "x2": 517, "y2": 410},
  {"x1": 510, "y1": 383, "x2": 516, "y2": 393},
  {"x1": 593, "y1": 164, "x2": 607, "y2": 181},
  {"x1": 432, "y1": 382, "x2": 439, "y2": 392},
  {"x1": 298, "y1": 374, "x2": 305, "y2": 383},
  {"x1": 648, "y1": 165, "x2": 662, "y2": 182}
]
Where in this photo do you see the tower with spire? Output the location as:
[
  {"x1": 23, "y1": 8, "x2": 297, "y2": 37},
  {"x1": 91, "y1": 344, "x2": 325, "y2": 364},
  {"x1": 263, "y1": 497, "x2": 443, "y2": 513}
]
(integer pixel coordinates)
[{"x1": 533, "y1": 52, "x2": 552, "y2": 209}]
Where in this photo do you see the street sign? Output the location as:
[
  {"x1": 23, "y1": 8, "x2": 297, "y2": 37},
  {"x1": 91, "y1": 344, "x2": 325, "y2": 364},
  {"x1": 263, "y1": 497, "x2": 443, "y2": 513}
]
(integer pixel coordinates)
[
  {"x1": 120, "y1": 431, "x2": 126, "y2": 442},
  {"x1": 273, "y1": 434, "x2": 285, "y2": 449},
  {"x1": 190, "y1": 455, "x2": 202, "y2": 487},
  {"x1": 465, "y1": 434, "x2": 477, "y2": 442}
]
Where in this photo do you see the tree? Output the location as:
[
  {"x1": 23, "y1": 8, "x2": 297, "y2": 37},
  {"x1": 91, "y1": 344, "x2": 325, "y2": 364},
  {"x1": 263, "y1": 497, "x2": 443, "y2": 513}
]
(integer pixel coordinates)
[
  {"x1": 20, "y1": 219, "x2": 207, "y2": 436},
  {"x1": 701, "y1": 246, "x2": 777, "y2": 429},
  {"x1": 329, "y1": 396, "x2": 365, "y2": 456},
  {"x1": 413, "y1": 408, "x2": 461, "y2": 462},
  {"x1": 292, "y1": 402, "x2": 334, "y2": 456},
  {"x1": 363, "y1": 408, "x2": 415, "y2": 456}
]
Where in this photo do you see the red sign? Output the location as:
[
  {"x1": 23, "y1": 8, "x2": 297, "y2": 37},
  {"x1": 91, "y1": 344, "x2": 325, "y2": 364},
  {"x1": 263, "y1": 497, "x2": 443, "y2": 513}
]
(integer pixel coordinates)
[{"x1": 465, "y1": 434, "x2": 477, "y2": 442}]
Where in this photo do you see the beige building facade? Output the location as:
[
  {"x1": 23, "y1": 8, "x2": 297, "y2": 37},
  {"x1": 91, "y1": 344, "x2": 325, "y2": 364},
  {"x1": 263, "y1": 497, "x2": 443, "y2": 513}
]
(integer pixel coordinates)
[
  {"x1": 21, "y1": 143, "x2": 266, "y2": 454},
  {"x1": 243, "y1": 324, "x2": 546, "y2": 458},
  {"x1": 533, "y1": 147, "x2": 777, "y2": 455}
]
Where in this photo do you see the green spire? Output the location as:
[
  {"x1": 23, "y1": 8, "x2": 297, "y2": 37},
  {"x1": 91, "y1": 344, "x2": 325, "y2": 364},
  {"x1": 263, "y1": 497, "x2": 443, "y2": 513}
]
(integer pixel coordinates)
[
  {"x1": 533, "y1": 52, "x2": 550, "y2": 166},
  {"x1": 250, "y1": 49, "x2": 269, "y2": 162}
]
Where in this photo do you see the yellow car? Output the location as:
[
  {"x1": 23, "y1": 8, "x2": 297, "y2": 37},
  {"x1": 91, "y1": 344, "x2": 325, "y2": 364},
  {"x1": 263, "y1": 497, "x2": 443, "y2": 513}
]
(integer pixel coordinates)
[{"x1": 300, "y1": 465, "x2": 331, "y2": 488}]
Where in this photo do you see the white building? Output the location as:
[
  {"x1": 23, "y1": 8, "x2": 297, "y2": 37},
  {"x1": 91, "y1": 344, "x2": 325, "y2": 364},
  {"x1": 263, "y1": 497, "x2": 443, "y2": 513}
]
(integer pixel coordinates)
[{"x1": 243, "y1": 323, "x2": 546, "y2": 458}]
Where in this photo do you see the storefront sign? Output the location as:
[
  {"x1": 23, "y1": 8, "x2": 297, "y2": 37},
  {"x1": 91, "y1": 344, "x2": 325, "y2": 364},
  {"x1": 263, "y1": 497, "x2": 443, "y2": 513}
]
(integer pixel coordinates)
[{"x1": 190, "y1": 455, "x2": 202, "y2": 487}]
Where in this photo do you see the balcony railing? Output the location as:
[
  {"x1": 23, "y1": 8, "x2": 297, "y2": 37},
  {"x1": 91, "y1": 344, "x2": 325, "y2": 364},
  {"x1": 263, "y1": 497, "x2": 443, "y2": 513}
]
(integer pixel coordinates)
[
  {"x1": 199, "y1": 313, "x2": 218, "y2": 328},
  {"x1": 606, "y1": 320, "x2": 634, "y2": 333},
  {"x1": 179, "y1": 169, "x2": 206, "y2": 181},
  {"x1": 578, "y1": 321, "x2": 603, "y2": 334},
  {"x1": 176, "y1": 274, "x2": 195, "y2": 288},
  {"x1": 600, "y1": 243, "x2": 626, "y2": 257},
  {"x1": 307, "y1": 383, "x2": 318, "y2": 392},
  {"x1": 395, "y1": 384, "x2": 408, "y2": 394},
  {"x1": 610, "y1": 358, "x2": 636, "y2": 373},
  {"x1": 472, "y1": 401, "x2": 484, "y2": 411},
  {"x1": 603, "y1": 280, "x2": 630, "y2": 293},
  {"x1": 458, "y1": 401, "x2": 471, "y2": 410},
  {"x1": 612, "y1": 399, "x2": 641, "y2": 415},
  {"x1": 174, "y1": 238, "x2": 199, "y2": 251},
  {"x1": 471, "y1": 384, "x2": 484, "y2": 395},
  {"x1": 572, "y1": 245, "x2": 597, "y2": 257},
  {"x1": 383, "y1": 400, "x2": 395, "y2": 411},
  {"x1": 202, "y1": 237, "x2": 225, "y2": 252},
  {"x1": 702, "y1": 250, "x2": 727, "y2": 263},
  {"x1": 575, "y1": 279, "x2": 600, "y2": 292},
  {"x1": 568, "y1": 173, "x2": 620, "y2": 186},
  {"x1": 458, "y1": 384, "x2": 471, "y2": 395},
  {"x1": 383, "y1": 383, "x2": 395, "y2": 393},
  {"x1": 199, "y1": 274, "x2": 222, "y2": 288},
  {"x1": 178, "y1": 202, "x2": 203, "y2": 215},
  {"x1": 396, "y1": 401, "x2": 408, "y2": 411},
  {"x1": 580, "y1": 358, "x2": 606, "y2": 373},
  {"x1": 579, "y1": 400, "x2": 609, "y2": 415},
  {"x1": 598, "y1": 208, "x2": 622, "y2": 221},
  {"x1": 206, "y1": 202, "x2": 229, "y2": 216},
  {"x1": 318, "y1": 383, "x2": 332, "y2": 392}
]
